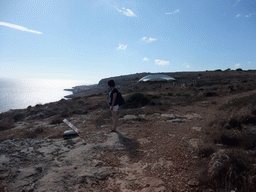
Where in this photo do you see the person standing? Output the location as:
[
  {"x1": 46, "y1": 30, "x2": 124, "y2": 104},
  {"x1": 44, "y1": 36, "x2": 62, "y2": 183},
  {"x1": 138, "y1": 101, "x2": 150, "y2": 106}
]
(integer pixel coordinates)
[{"x1": 108, "y1": 79, "x2": 119, "y2": 132}]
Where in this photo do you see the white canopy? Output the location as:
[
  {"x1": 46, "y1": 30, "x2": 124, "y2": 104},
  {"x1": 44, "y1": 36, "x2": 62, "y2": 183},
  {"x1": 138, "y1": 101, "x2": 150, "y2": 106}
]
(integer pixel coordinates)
[{"x1": 139, "y1": 74, "x2": 176, "y2": 82}]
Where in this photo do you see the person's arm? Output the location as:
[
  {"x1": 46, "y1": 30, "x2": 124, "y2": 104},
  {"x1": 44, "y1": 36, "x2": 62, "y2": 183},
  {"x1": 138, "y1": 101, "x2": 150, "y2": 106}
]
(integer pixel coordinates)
[{"x1": 111, "y1": 93, "x2": 117, "y2": 110}]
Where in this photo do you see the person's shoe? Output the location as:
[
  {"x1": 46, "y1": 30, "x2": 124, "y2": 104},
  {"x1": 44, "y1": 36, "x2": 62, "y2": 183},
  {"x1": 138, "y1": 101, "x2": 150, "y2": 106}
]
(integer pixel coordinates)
[{"x1": 110, "y1": 129, "x2": 116, "y2": 133}]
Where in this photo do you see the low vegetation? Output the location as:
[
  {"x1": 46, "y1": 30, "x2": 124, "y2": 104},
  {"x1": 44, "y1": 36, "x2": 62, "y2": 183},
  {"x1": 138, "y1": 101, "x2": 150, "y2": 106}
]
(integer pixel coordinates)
[
  {"x1": 123, "y1": 93, "x2": 153, "y2": 109},
  {"x1": 201, "y1": 93, "x2": 256, "y2": 191}
]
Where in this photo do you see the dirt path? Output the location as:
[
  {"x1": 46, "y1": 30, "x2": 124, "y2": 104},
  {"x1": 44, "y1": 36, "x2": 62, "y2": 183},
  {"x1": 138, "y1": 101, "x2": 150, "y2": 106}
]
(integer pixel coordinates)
[{"x1": 76, "y1": 101, "x2": 219, "y2": 191}]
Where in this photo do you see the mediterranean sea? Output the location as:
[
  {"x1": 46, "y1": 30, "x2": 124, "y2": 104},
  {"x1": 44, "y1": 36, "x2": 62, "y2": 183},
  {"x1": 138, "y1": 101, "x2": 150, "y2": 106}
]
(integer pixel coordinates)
[{"x1": 0, "y1": 78, "x2": 89, "y2": 113}]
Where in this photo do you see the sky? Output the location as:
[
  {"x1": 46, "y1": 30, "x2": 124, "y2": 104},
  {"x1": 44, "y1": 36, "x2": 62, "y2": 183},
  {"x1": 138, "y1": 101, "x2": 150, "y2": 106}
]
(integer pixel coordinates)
[{"x1": 1, "y1": 0, "x2": 256, "y2": 84}]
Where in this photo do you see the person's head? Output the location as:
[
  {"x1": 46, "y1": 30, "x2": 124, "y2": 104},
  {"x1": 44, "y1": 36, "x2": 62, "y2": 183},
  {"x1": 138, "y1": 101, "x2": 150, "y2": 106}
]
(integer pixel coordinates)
[{"x1": 108, "y1": 79, "x2": 115, "y2": 88}]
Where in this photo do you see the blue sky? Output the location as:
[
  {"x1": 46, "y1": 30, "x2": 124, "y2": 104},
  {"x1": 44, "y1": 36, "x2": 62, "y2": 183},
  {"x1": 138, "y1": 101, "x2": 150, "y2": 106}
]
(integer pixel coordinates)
[{"x1": 1, "y1": 0, "x2": 255, "y2": 84}]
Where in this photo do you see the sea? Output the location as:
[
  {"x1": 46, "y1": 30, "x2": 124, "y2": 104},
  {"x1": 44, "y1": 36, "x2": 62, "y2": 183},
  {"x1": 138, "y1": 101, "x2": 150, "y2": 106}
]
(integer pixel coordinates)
[{"x1": 0, "y1": 78, "x2": 89, "y2": 113}]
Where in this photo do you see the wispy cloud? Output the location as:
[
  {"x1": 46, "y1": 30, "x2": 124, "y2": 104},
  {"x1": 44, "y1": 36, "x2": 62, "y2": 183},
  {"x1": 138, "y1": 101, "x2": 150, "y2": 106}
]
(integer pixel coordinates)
[
  {"x1": 246, "y1": 13, "x2": 253, "y2": 17},
  {"x1": 236, "y1": 13, "x2": 254, "y2": 18},
  {"x1": 116, "y1": 7, "x2": 136, "y2": 17},
  {"x1": 165, "y1": 9, "x2": 180, "y2": 15},
  {"x1": 117, "y1": 44, "x2": 127, "y2": 50},
  {"x1": 155, "y1": 59, "x2": 170, "y2": 66},
  {"x1": 141, "y1": 37, "x2": 157, "y2": 42},
  {"x1": 0, "y1": 22, "x2": 43, "y2": 34},
  {"x1": 143, "y1": 57, "x2": 149, "y2": 61},
  {"x1": 235, "y1": 63, "x2": 241, "y2": 68}
]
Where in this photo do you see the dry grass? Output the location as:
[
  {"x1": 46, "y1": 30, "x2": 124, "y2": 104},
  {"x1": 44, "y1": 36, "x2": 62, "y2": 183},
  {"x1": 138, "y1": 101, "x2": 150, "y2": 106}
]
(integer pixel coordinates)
[
  {"x1": 200, "y1": 149, "x2": 256, "y2": 192},
  {"x1": 201, "y1": 92, "x2": 256, "y2": 191}
]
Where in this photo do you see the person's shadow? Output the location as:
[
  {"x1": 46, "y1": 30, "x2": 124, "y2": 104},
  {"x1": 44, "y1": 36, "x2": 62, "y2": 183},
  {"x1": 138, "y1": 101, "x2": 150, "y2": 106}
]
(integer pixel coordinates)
[{"x1": 115, "y1": 131, "x2": 142, "y2": 158}]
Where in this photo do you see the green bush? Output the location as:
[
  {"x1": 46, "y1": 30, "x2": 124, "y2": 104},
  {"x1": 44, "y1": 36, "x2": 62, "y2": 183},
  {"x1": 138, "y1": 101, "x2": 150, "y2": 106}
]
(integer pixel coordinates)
[{"x1": 123, "y1": 93, "x2": 151, "y2": 109}]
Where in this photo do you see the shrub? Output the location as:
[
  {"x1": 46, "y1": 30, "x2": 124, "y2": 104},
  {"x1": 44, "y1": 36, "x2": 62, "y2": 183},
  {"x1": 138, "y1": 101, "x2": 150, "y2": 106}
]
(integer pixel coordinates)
[
  {"x1": 228, "y1": 118, "x2": 242, "y2": 130},
  {"x1": 242, "y1": 115, "x2": 256, "y2": 125},
  {"x1": 215, "y1": 132, "x2": 240, "y2": 147},
  {"x1": 204, "y1": 91, "x2": 218, "y2": 97},
  {"x1": 220, "y1": 133, "x2": 240, "y2": 147},
  {"x1": 13, "y1": 113, "x2": 25, "y2": 122},
  {"x1": 25, "y1": 131, "x2": 38, "y2": 139},
  {"x1": 198, "y1": 146, "x2": 215, "y2": 158},
  {"x1": 240, "y1": 132, "x2": 256, "y2": 150},
  {"x1": 251, "y1": 108, "x2": 256, "y2": 115},
  {"x1": 50, "y1": 118, "x2": 63, "y2": 125},
  {"x1": 149, "y1": 95, "x2": 160, "y2": 99},
  {"x1": 168, "y1": 92, "x2": 173, "y2": 96},
  {"x1": 220, "y1": 94, "x2": 256, "y2": 110},
  {"x1": 60, "y1": 111, "x2": 69, "y2": 118},
  {"x1": 0, "y1": 120, "x2": 14, "y2": 131},
  {"x1": 72, "y1": 109, "x2": 87, "y2": 115},
  {"x1": 34, "y1": 127, "x2": 44, "y2": 134},
  {"x1": 200, "y1": 149, "x2": 256, "y2": 191},
  {"x1": 123, "y1": 93, "x2": 151, "y2": 109}
]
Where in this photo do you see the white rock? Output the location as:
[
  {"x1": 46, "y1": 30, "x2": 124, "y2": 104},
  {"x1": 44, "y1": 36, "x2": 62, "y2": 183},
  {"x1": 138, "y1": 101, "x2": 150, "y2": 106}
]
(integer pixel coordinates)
[
  {"x1": 63, "y1": 130, "x2": 78, "y2": 135},
  {"x1": 137, "y1": 138, "x2": 150, "y2": 144},
  {"x1": 192, "y1": 126, "x2": 202, "y2": 131}
]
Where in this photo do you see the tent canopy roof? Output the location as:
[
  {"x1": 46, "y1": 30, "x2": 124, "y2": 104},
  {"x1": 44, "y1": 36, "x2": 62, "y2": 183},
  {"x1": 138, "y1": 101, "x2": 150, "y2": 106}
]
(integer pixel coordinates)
[{"x1": 139, "y1": 74, "x2": 176, "y2": 82}]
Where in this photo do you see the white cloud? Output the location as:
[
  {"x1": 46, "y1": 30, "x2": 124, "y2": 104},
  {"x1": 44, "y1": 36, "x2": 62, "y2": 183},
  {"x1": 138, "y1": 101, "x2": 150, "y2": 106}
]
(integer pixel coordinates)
[
  {"x1": 141, "y1": 37, "x2": 157, "y2": 42},
  {"x1": 0, "y1": 22, "x2": 43, "y2": 34},
  {"x1": 116, "y1": 7, "x2": 136, "y2": 17},
  {"x1": 165, "y1": 9, "x2": 180, "y2": 15},
  {"x1": 141, "y1": 37, "x2": 147, "y2": 41},
  {"x1": 148, "y1": 37, "x2": 157, "y2": 42},
  {"x1": 235, "y1": 63, "x2": 241, "y2": 68},
  {"x1": 155, "y1": 59, "x2": 170, "y2": 66},
  {"x1": 236, "y1": 14, "x2": 241, "y2": 17},
  {"x1": 117, "y1": 44, "x2": 127, "y2": 50},
  {"x1": 143, "y1": 57, "x2": 149, "y2": 61},
  {"x1": 186, "y1": 65, "x2": 190, "y2": 68}
]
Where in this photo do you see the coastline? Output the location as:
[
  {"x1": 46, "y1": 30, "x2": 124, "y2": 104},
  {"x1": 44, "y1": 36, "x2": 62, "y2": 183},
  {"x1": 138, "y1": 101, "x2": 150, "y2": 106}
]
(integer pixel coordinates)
[
  {"x1": 63, "y1": 72, "x2": 152, "y2": 99},
  {"x1": 64, "y1": 84, "x2": 106, "y2": 99}
]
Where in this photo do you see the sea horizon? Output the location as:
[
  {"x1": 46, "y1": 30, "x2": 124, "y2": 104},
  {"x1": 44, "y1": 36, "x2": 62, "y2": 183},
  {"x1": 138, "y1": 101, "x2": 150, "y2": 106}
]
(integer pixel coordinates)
[{"x1": 0, "y1": 78, "x2": 90, "y2": 113}]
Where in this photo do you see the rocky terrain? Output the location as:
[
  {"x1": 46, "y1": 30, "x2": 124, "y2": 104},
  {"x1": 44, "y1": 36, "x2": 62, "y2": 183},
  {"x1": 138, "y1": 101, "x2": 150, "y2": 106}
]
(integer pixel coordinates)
[{"x1": 1, "y1": 70, "x2": 256, "y2": 192}]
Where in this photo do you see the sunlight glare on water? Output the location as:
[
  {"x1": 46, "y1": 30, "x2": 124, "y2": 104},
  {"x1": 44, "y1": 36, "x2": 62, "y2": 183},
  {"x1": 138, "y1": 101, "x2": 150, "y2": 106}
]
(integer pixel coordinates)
[{"x1": 0, "y1": 78, "x2": 91, "y2": 113}]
